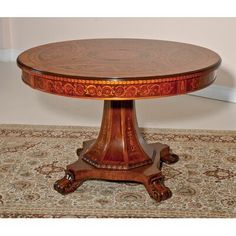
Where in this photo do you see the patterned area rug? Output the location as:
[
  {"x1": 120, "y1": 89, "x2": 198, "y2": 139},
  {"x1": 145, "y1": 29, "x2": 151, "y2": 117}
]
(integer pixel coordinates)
[{"x1": 0, "y1": 124, "x2": 235, "y2": 218}]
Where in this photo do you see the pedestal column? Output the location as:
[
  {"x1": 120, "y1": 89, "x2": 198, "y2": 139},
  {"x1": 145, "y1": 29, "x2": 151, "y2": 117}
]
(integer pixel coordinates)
[{"x1": 83, "y1": 100, "x2": 155, "y2": 169}]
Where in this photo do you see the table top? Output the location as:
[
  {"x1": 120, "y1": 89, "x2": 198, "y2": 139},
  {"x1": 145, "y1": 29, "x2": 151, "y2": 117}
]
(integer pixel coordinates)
[{"x1": 17, "y1": 38, "x2": 221, "y2": 100}]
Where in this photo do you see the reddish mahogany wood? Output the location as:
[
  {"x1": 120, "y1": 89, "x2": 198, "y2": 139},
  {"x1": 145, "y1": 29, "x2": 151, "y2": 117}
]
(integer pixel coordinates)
[
  {"x1": 83, "y1": 100, "x2": 154, "y2": 170},
  {"x1": 17, "y1": 39, "x2": 221, "y2": 202},
  {"x1": 17, "y1": 39, "x2": 221, "y2": 100},
  {"x1": 17, "y1": 39, "x2": 221, "y2": 79}
]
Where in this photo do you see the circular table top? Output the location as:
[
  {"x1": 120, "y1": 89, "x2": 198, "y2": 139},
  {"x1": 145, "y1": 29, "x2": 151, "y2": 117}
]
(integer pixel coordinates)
[{"x1": 17, "y1": 38, "x2": 221, "y2": 100}]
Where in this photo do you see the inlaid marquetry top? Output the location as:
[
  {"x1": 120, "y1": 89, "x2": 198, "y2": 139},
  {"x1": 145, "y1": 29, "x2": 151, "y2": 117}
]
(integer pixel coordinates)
[{"x1": 17, "y1": 39, "x2": 221, "y2": 100}]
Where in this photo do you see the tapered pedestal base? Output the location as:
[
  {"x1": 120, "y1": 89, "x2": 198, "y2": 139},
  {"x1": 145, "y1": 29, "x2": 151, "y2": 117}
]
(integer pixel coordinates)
[{"x1": 54, "y1": 100, "x2": 179, "y2": 202}]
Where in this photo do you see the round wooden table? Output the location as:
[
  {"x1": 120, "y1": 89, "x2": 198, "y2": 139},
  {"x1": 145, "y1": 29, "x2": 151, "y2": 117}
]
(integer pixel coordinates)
[{"x1": 17, "y1": 39, "x2": 221, "y2": 202}]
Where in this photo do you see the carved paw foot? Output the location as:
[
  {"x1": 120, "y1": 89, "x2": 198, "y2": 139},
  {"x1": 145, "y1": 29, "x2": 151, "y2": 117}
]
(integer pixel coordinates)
[
  {"x1": 54, "y1": 171, "x2": 82, "y2": 195},
  {"x1": 147, "y1": 177, "x2": 172, "y2": 202},
  {"x1": 161, "y1": 153, "x2": 179, "y2": 164},
  {"x1": 76, "y1": 148, "x2": 83, "y2": 156}
]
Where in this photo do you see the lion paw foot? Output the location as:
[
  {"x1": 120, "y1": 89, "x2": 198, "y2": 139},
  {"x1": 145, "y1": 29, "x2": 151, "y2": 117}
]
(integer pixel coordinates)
[
  {"x1": 54, "y1": 171, "x2": 82, "y2": 195},
  {"x1": 147, "y1": 178, "x2": 172, "y2": 202}
]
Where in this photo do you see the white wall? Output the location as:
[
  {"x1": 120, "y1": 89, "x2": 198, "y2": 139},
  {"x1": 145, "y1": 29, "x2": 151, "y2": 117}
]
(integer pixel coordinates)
[{"x1": 0, "y1": 18, "x2": 12, "y2": 48}]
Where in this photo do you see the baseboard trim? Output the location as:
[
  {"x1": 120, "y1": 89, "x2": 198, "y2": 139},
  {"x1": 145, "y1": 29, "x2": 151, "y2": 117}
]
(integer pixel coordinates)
[
  {"x1": 190, "y1": 84, "x2": 236, "y2": 103},
  {"x1": 1, "y1": 49, "x2": 235, "y2": 103}
]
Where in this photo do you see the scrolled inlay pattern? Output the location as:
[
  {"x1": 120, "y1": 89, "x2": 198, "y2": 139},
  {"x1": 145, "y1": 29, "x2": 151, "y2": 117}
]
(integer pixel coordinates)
[{"x1": 21, "y1": 69, "x2": 216, "y2": 99}]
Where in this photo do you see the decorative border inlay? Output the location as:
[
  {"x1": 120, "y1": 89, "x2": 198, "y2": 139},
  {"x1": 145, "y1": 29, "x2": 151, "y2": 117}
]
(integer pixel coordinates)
[{"x1": 21, "y1": 69, "x2": 216, "y2": 99}]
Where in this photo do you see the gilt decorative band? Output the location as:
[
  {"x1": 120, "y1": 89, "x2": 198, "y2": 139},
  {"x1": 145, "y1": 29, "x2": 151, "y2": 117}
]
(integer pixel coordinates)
[{"x1": 21, "y1": 69, "x2": 216, "y2": 99}]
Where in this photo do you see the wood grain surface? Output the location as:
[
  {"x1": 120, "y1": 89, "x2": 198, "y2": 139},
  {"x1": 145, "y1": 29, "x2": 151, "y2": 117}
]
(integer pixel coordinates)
[{"x1": 17, "y1": 39, "x2": 221, "y2": 100}]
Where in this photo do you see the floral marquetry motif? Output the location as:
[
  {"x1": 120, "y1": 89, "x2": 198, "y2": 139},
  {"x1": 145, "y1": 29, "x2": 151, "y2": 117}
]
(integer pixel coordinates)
[
  {"x1": 18, "y1": 39, "x2": 221, "y2": 100},
  {"x1": 21, "y1": 69, "x2": 216, "y2": 99}
]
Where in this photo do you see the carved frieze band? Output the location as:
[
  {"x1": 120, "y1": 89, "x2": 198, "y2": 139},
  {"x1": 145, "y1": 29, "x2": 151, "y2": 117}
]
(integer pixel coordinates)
[{"x1": 21, "y1": 69, "x2": 215, "y2": 99}]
